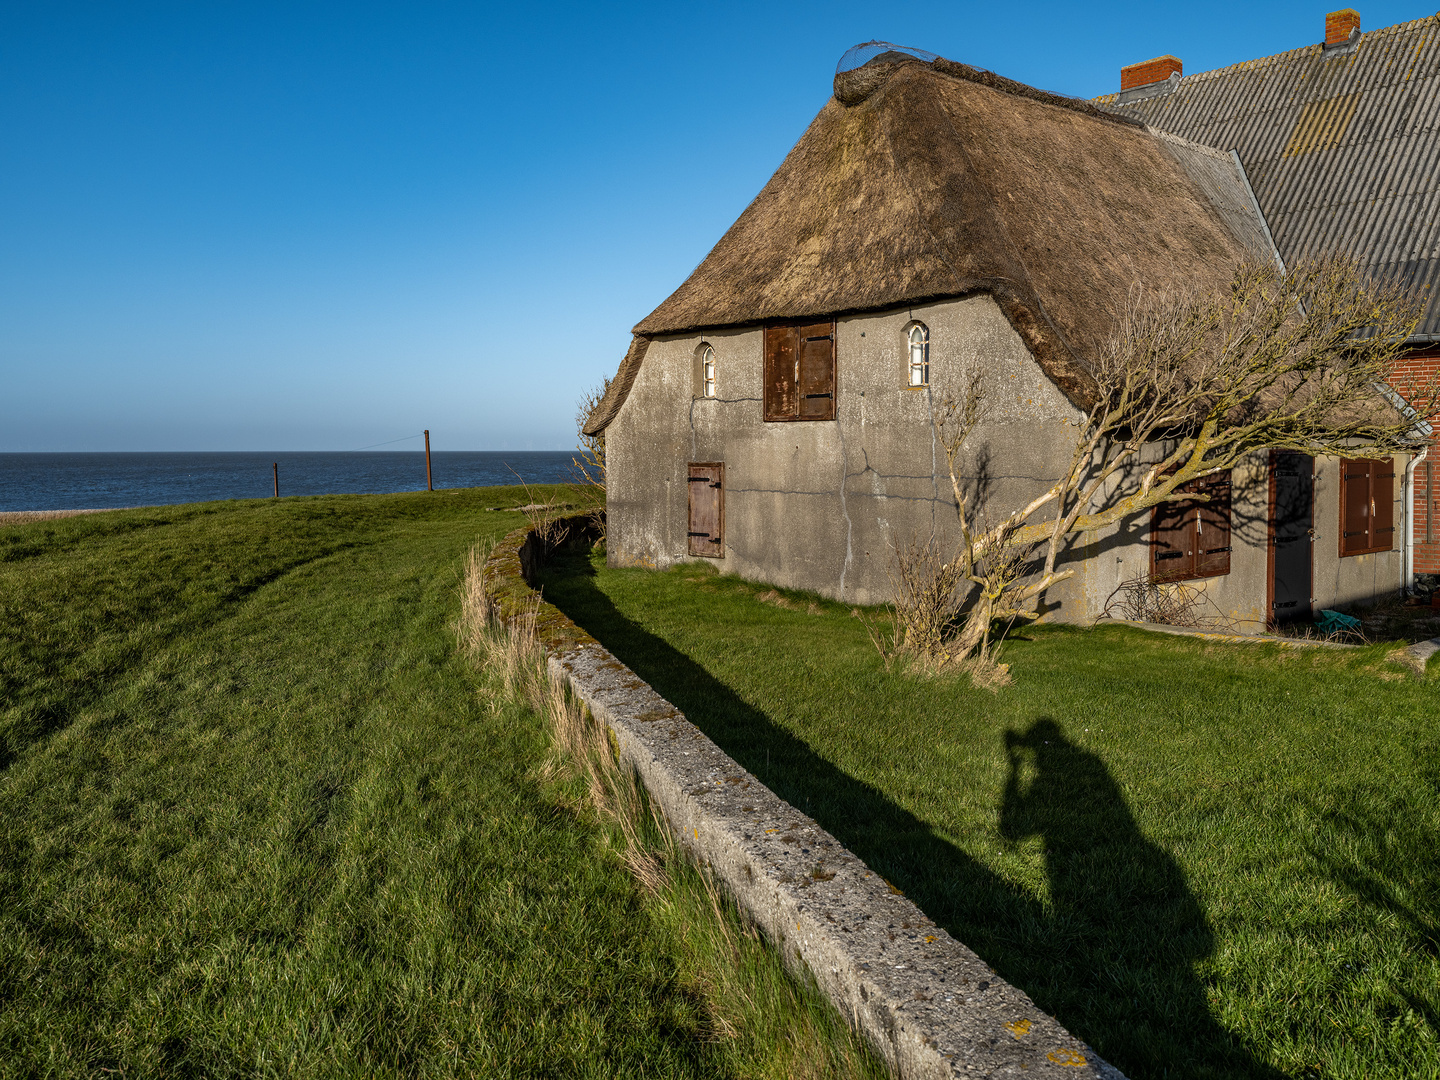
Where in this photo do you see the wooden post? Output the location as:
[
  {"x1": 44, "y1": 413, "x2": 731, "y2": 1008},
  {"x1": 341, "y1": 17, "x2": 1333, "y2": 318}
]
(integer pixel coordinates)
[
  {"x1": 273, "y1": 462, "x2": 279, "y2": 498},
  {"x1": 424, "y1": 430, "x2": 433, "y2": 491}
]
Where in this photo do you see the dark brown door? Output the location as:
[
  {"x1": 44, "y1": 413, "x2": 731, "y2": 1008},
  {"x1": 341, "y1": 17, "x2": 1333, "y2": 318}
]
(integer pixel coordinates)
[
  {"x1": 687, "y1": 462, "x2": 723, "y2": 558},
  {"x1": 1269, "y1": 451, "x2": 1313, "y2": 624}
]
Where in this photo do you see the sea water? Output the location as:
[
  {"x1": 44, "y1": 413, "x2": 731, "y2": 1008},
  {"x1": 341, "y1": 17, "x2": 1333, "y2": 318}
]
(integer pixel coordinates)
[{"x1": 0, "y1": 451, "x2": 580, "y2": 511}]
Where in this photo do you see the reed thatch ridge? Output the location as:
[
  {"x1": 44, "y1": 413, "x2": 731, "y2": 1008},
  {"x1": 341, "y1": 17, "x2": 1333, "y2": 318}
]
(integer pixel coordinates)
[{"x1": 584, "y1": 52, "x2": 1263, "y2": 436}]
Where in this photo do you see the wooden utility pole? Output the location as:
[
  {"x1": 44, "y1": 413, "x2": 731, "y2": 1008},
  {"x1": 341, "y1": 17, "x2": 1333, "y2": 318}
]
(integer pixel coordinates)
[
  {"x1": 273, "y1": 462, "x2": 279, "y2": 498},
  {"x1": 424, "y1": 430, "x2": 433, "y2": 491}
]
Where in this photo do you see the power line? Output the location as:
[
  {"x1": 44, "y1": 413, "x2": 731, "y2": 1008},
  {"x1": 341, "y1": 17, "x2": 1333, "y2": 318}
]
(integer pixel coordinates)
[{"x1": 347, "y1": 433, "x2": 425, "y2": 452}]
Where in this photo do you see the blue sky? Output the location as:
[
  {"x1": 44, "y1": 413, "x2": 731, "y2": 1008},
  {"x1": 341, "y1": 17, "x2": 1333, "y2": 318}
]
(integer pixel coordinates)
[{"x1": 1, "y1": 1, "x2": 1432, "y2": 451}]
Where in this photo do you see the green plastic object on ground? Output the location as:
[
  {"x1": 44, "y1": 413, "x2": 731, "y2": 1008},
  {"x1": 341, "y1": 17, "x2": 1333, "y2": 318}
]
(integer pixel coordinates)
[{"x1": 1315, "y1": 608, "x2": 1363, "y2": 635}]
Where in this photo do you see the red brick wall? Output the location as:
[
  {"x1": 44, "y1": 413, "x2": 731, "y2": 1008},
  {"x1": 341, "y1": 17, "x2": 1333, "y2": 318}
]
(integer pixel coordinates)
[
  {"x1": 1326, "y1": 9, "x2": 1361, "y2": 46},
  {"x1": 1121, "y1": 56, "x2": 1182, "y2": 91},
  {"x1": 1390, "y1": 346, "x2": 1440, "y2": 576}
]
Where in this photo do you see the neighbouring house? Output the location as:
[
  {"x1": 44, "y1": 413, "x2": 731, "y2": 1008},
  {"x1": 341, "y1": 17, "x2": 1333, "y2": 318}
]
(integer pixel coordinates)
[
  {"x1": 584, "y1": 39, "x2": 1423, "y2": 630},
  {"x1": 1100, "y1": 7, "x2": 1440, "y2": 601}
]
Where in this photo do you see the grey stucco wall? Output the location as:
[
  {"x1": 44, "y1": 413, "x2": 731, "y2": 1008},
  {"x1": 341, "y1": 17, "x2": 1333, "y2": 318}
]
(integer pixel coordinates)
[{"x1": 604, "y1": 296, "x2": 1406, "y2": 625}]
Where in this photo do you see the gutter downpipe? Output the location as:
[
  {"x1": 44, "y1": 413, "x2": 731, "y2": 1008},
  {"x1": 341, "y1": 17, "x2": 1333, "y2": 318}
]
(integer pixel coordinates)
[{"x1": 1405, "y1": 446, "x2": 1428, "y2": 596}]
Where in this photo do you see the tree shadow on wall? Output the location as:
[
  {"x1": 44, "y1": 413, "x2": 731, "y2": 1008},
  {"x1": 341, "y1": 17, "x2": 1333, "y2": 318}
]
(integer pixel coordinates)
[{"x1": 538, "y1": 556, "x2": 1282, "y2": 1079}]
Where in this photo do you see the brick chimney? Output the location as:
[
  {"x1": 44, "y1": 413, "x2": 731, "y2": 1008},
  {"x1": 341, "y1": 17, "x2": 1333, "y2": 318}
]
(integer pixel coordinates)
[
  {"x1": 1121, "y1": 55, "x2": 1183, "y2": 92},
  {"x1": 1326, "y1": 8, "x2": 1361, "y2": 45}
]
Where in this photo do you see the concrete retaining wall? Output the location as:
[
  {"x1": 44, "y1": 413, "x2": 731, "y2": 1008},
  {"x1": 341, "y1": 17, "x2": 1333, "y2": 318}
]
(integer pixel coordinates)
[{"x1": 484, "y1": 523, "x2": 1124, "y2": 1079}]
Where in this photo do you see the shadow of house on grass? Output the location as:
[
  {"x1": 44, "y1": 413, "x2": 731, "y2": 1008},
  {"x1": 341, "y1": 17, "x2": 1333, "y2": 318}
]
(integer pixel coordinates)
[{"x1": 538, "y1": 555, "x2": 1282, "y2": 1079}]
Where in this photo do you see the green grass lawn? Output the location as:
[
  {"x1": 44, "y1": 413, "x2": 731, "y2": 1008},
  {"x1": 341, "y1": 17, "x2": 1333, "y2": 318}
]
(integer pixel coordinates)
[
  {"x1": 0, "y1": 490, "x2": 877, "y2": 1079},
  {"x1": 538, "y1": 551, "x2": 1440, "y2": 1080}
]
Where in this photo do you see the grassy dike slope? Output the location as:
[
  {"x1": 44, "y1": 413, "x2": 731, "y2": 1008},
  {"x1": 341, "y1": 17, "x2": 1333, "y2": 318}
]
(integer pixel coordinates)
[{"x1": 0, "y1": 490, "x2": 876, "y2": 1079}]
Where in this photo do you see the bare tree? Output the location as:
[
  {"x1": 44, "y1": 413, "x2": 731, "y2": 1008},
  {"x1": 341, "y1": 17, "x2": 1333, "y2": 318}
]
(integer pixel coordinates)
[
  {"x1": 889, "y1": 254, "x2": 1436, "y2": 673},
  {"x1": 573, "y1": 377, "x2": 610, "y2": 541}
]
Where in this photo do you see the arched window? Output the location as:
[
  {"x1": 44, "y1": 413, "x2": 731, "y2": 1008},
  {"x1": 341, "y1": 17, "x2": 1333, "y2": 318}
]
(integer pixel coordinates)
[
  {"x1": 700, "y1": 344, "x2": 717, "y2": 398},
  {"x1": 907, "y1": 323, "x2": 929, "y2": 386}
]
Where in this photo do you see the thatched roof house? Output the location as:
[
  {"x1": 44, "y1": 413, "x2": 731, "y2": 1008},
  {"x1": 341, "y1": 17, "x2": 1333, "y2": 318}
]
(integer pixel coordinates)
[
  {"x1": 589, "y1": 45, "x2": 1406, "y2": 626},
  {"x1": 587, "y1": 50, "x2": 1273, "y2": 435}
]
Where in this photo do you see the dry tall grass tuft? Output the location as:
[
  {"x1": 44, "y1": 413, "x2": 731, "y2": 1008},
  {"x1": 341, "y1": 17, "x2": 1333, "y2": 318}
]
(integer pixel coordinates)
[
  {"x1": 457, "y1": 544, "x2": 883, "y2": 1078},
  {"x1": 0, "y1": 508, "x2": 111, "y2": 528},
  {"x1": 459, "y1": 542, "x2": 546, "y2": 710}
]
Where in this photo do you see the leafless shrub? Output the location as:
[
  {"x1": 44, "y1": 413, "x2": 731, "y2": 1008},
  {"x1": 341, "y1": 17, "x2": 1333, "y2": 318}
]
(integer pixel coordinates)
[
  {"x1": 505, "y1": 464, "x2": 570, "y2": 551},
  {"x1": 1100, "y1": 576, "x2": 1234, "y2": 629},
  {"x1": 885, "y1": 532, "x2": 968, "y2": 655},
  {"x1": 573, "y1": 378, "x2": 610, "y2": 545}
]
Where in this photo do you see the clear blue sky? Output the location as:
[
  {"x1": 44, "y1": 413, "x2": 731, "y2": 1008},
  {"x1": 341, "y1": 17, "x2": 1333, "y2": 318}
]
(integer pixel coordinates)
[{"x1": 2, "y1": 1, "x2": 1432, "y2": 451}]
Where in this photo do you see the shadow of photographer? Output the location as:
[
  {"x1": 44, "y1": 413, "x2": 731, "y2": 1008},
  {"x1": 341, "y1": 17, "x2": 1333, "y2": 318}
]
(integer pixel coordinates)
[{"x1": 538, "y1": 555, "x2": 1281, "y2": 1078}]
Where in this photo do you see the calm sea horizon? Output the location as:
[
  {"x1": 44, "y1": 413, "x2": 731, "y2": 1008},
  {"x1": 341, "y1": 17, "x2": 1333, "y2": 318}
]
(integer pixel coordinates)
[{"x1": 0, "y1": 451, "x2": 579, "y2": 512}]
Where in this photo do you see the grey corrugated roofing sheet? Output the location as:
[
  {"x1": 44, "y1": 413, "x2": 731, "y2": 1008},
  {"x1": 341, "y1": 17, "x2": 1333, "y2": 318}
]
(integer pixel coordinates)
[{"x1": 1098, "y1": 14, "x2": 1440, "y2": 339}]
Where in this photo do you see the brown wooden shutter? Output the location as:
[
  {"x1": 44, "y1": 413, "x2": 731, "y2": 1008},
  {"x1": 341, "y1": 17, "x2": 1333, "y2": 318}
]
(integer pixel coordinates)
[
  {"x1": 1341, "y1": 458, "x2": 1373, "y2": 555},
  {"x1": 1151, "y1": 496, "x2": 1195, "y2": 581},
  {"x1": 763, "y1": 327, "x2": 798, "y2": 421},
  {"x1": 1196, "y1": 471, "x2": 1233, "y2": 577},
  {"x1": 1372, "y1": 459, "x2": 1396, "y2": 551},
  {"x1": 797, "y1": 321, "x2": 835, "y2": 420},
  {"x1": 765, "y1": 321, "x2": 835, "y2": 421},
  {"x1": 687, "y1": 462, "x2": 723, "y2": 558}
]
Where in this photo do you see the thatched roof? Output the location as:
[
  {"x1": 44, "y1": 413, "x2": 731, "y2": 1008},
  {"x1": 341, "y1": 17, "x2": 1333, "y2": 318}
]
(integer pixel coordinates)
[{"x1": 584, "y1": 54, "x2": 1269, "y2": 435}]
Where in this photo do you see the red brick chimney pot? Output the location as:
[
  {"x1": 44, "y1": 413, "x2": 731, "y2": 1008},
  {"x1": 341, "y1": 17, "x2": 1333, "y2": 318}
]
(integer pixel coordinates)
[
  {"x1": 1120, "y1": 55, "x2": 1183, "y2": 92},
  {"x1": 1326, "y1": 9, "x2": 1361, "y2": 45}
]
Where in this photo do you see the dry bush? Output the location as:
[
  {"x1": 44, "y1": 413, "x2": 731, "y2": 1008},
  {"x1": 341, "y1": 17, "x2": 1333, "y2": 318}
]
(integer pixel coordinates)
[
  {"x1": 573, "y1": 378, "x2": 610, "y2": 544},
  {"x1": 885, "y1": 533, "x2": 967, "y2": 655},
  {"x1": 1101, "y1": 576, "x2": 1234, "y2": 629},
  {"x1": 866, "y1": 528, "x2": 1024, "y2": 686}
]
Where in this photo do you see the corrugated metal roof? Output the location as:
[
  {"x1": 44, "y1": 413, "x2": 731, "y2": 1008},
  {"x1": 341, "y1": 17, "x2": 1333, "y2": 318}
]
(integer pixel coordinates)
[{"x1": 1098, "y1": 14, "x2": 1440, "y2": 339}]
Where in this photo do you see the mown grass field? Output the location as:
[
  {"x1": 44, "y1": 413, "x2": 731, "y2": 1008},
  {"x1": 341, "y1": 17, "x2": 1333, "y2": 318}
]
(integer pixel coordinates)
[
  {"x1": 0, "y1": 490, "x2": 879, "y2": 1079},
  {"x1": 539, "y1": 551, "x2": 1440, "y2": 1080}
]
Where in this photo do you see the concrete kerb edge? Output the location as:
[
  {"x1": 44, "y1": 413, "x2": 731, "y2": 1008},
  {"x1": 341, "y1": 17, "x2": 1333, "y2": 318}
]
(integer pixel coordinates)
[
  {"x1": 484, "y1": 522, "x2": 1126, "y2": 1080},
  {"x1": 1406, "y1": 636, "x2": 1440, "y2": 666}
]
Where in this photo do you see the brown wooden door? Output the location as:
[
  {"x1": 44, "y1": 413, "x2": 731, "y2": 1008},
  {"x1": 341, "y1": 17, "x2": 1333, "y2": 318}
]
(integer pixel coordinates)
[
  {"x1": 1372, "y1": 462, "x2": 1397, "y2": 550},
  {"x1": 687, "y1": 463, "x2": 724, "y2": 558}
]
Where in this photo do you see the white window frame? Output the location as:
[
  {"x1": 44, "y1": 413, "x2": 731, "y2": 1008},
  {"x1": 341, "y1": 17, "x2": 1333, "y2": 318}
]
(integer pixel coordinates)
[
  {"x1": 907, "y1": 323, "x2": 929, "y2": 387},
  {"x1": 701, "y1": 344, "x2": 717, "y2": 398}
]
